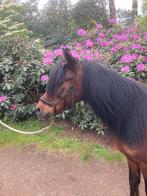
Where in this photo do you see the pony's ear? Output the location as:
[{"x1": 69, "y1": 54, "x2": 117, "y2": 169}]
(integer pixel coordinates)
[{"x1": 62, "y1": 48, "x2": 77, "y2": 71}]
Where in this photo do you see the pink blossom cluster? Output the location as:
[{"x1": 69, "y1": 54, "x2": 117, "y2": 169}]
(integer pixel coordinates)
[
  {"x1": 0, "y1": 95, "x2": 17, "y2": 111},
  {"x1": 10, "y1": 104, "x2": 17, "y2": 111},
  {"x1": 111, "y1": 44, "x2": 122, "y2": 53},
  {"x1": 96, "y1": 24, "x2": 103, "y2": 29},
  {"x1": 136, "y1": 64, "x2": 145, "y2": 72},
  {"x1": 0, "y1": 96, "x2": 7, "y2": 103},
  {"x1": 109, "y1": 18, "x2": 117, "y2": 25},
  {"x1": 121, "y1": 65, "x2": 130, "y2": 73},
  {"x1": 43, "y1": 51, "x2": 53, "y2": 65},
  {"x1": 42, "y1": 22, "x2": 146, "y2": 80},
  {"x1": 41, "y1": 74, "x2": 48, "y2": 81},
  {"x1": 77, "y1": 28, "x2": 87, "y2": 37},
  {"x1": 120, "y1": 54, "x2": 138, "y2": 63}
]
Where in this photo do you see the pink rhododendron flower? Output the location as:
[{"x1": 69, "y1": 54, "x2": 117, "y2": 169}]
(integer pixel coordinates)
[
  {"x1": 121, "y1": 65, "x2": 130, "y2": 73},
  {"x1": 115, "y1": 44, "x2": 122, "y2": 49},
  {"x1": 111, "y1": 47, "x2": 116, "y2": 53},
  {"x1": 43, "y1": 57, "x2": 53, "y2": 65},
  {"x1": 85, "y1": 39, "x2": 94, "y2": 47},
  {"x1": 132, "y1": 44, "x2": 141, "y2": 49},
  {"x1": 44, "y1": 50, "x2": 53, "y2": 58},
  {"x1": 99, "y1": 32, "x2": 106, "y2": 38},
  {"x1": 80, "y1": 49, "x2": 90, "y2": 55},
  {"x1": 120, "y1": 54, "x2": 138, "y2": 63},
  {"x1": 96, "y1": 37, "x2": 103, "y2": 42},
  {"x1": 77, "y1": 29, "x2": 87, "y2": 37},
  {"x1": 76, "y1": 42, "x2": 82, "y2": 48},
  {"x1": 136, "y1": 64, "x2": 145, "y2": 72},
  {"x1": 111, "y1": 44, "x2": 121, "y2": 53},
  {"x1": 131, "y1": 34, "x2": 140, "y2": 41},
  {"x1": 123, "y1": 46, "x2": 130, "y2": 52},
  {"x1": 43, "y1": 50, "x2": 54, "y2": 65},
  {"x1": 117, "y1": 34, "x2": 128, "y2": 42},
  {"x1": 54, "y1": 49, "x2": 62, "y2": 56},
  {"x1": 10, "y1": 104, "x2": 17, "y2": 111},
  {"x1": 0, "y1": 96, "x2": 7, "y2": 103},
  {"x1": 81, "y1": 49, "x2": 93, "y2": 60},
  {"x1": 65, "y1": 45, "x2": 72, "y2": 49},
  {"x1": 71, "y1": 50, "x2": 80, "y2": 59},
  {"x1": 109, "y1": 18, "x2": 117, "y2": 25},
  {"x1": 96, "y1": 24, "x2": 103, "y2": 29},
  {"x1": 41, "y1": 74, "x2": 48, "y2": 81},
  {"x1": 99, "y1": 41, "x2": 112, "y2": 47}
]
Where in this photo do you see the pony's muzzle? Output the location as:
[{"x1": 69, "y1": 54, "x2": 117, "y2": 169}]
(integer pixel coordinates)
[{"x1": 35, "y1": 107, "x2": 51, "y2": 122}]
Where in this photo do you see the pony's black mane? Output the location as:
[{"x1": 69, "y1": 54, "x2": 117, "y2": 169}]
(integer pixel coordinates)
[{"x1": 83, "y1": 60, "x2": 147, "y2": 145}]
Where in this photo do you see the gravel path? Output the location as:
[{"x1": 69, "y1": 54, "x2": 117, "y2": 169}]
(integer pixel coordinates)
[{"x1": 0, "y1": 146, "x2": 145, "y2": 196}]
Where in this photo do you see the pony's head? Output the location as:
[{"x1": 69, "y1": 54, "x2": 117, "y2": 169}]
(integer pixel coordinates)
[{"x1": 36, "y1": 48, "x2": 83, "y2": 121}]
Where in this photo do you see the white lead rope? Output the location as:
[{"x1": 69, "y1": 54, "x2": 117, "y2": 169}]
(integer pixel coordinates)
[{"x1": 0, "y1": 120, "x2": 54, "y2": 135}]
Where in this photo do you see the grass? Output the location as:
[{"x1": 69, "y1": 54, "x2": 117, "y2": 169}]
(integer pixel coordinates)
[{"x1": 0, "y1": 119, "x2": 124, "y2": 162}]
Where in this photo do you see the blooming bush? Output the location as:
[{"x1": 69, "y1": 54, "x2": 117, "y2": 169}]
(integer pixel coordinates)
[{"x1": 42, "y1": 23, "x2": 146, "y2": 82}]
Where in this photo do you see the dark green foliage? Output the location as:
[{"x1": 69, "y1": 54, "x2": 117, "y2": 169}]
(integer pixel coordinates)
[
  {"x1": 138, "y1": 1, "x2": 147, "y2": 31},
  {"x1": 0, "y1": 36, "x2": 48, "y2": 121},
  {"x1": 71, "y1": 102, "x2": 104, "y2": 134},
  {"x1": 22, "y1": 0, "x2": 76, "y2": 43},
  {"x1": 71, "y1": 0, "x2": 109, "y2": 28}
]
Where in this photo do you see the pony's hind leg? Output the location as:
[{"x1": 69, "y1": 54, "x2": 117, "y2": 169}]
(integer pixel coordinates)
[{"x1": 127, "y1": 159, "x2": 141, "y2": 196}]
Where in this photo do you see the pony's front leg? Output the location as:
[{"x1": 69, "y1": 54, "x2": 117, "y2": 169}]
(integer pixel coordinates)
[
  {"x1": 140, "y1": 163, "x2": 147, "y2": 196},
  {"x1": 127, "y1": 159, "x2": 140, "y2": 196}
]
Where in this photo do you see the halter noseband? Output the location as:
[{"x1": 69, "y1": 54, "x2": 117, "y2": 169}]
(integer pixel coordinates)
[{"x1": 39, "y1": 85, "x2": 75, "y2": 115}]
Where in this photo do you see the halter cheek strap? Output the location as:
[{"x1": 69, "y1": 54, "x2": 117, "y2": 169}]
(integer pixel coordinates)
[{"x1": 39, "y1": 86, "x2": 75, "y2": 115}]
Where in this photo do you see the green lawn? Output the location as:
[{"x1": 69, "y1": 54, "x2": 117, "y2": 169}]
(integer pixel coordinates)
[{"x1": 0, "y1": 119, "x2": 124, "y2": 162}]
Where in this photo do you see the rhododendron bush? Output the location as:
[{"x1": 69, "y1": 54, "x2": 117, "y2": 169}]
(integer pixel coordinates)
[
  {"x1": 43, "y1": 24, "x2": 147, "y2": 82},
  {"x1": 0, "y1": 37, "x2": 48, "y2": 121},
  {"x1": 0, "y1": 22, "x2": 147, "y2": 130}
]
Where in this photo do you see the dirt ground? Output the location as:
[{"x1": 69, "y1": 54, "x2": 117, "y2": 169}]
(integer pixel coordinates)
[{"x1": 0, "y1": 146, "x2": 145, "y2": 196}]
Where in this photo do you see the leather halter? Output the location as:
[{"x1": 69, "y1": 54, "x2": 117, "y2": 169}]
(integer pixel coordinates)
[{"x1": 39, "y1": 85, "x2": 75, "y2": 115}]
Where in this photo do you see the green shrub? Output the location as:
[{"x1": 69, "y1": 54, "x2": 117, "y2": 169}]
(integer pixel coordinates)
[
  {"x1": 0, "y1": 36, "x2": 49, "y2": 121},
  {"x1": 138, "y1": 2, "x2": 147, "y2": 31},
  {"x1": 72, "y1": 102, "x2": 104, "y2": 135}
]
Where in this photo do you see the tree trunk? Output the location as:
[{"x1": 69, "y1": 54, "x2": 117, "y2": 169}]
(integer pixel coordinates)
[
  {"x1": 108, "y1": 0, "x2": 116, "y2": 20},
  {"x1": 132, "y1": 0, "x2": 138, "y2": 17}
]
